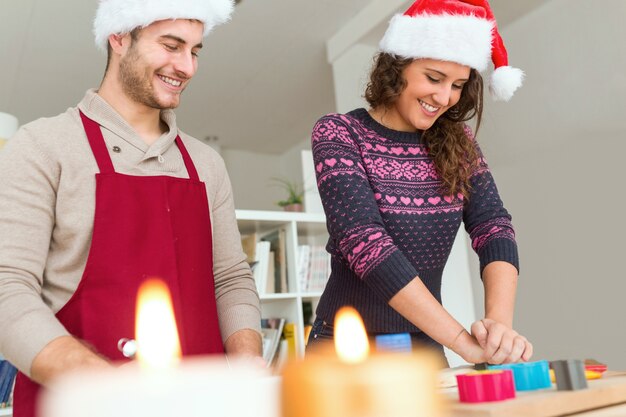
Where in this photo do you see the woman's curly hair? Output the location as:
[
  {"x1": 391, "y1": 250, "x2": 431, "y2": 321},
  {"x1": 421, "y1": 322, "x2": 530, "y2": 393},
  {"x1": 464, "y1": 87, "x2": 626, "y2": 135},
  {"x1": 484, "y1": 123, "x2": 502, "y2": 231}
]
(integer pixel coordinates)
[{"x1": 364, "y1": 53, "x2": 483, "y2": 200}]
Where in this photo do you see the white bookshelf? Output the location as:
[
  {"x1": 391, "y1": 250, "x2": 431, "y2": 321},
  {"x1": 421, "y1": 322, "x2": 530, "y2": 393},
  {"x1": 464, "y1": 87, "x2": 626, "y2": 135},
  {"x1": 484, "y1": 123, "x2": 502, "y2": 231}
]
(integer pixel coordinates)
[{"x1": 236, "y1": 209, "x2": 329, "y2": 358}]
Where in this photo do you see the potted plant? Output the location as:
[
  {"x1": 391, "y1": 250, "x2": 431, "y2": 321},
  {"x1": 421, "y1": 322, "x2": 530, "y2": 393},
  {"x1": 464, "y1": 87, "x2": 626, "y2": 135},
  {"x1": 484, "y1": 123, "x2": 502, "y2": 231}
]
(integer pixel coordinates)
[{"x1": 272, "y1": 177, "x2": 304, "y2": 212}]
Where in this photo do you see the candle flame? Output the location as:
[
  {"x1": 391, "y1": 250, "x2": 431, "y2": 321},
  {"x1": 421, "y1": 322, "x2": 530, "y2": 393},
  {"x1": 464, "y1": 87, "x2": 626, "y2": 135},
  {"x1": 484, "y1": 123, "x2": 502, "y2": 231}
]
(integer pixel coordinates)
[
  {"x1": 334, "y1": 306, "x2": 369, "y2": 364},
  {"x1": 135, "y1": 278, "x2": 181, "y2": 370}
]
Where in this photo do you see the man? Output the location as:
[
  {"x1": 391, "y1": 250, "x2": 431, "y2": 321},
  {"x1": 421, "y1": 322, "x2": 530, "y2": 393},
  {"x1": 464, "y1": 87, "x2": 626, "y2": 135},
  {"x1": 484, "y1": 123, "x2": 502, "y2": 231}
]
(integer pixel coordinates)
[{"x1": 0, "y1": 1, "x2": 262, "y2": 415}]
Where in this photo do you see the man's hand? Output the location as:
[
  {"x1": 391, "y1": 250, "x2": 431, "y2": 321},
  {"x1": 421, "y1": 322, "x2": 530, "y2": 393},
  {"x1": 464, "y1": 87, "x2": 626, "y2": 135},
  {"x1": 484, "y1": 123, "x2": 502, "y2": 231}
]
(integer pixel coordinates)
[
  {"x1": 471, "y1": 318, "x2": 533, "y2": 364},
  {"x1": 224, "y1": 328, "x2": 265, "y2": 368},
  {"x1": 31, "y1": 336, "x2": 111, "y2": 386}
]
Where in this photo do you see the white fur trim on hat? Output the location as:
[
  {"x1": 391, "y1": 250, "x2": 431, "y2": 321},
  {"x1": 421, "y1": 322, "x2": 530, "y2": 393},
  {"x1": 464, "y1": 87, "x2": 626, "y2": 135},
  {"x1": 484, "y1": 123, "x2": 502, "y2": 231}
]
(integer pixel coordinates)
[
  {"x1": 93, "y1": 0, "x2": 234, "y2": 52},
  {"x1": 379, "y1": 14, "x2": 494, "y2": 71},
  {"x1": 489, "y1": 66, "x2": 524, "y2": 101}
]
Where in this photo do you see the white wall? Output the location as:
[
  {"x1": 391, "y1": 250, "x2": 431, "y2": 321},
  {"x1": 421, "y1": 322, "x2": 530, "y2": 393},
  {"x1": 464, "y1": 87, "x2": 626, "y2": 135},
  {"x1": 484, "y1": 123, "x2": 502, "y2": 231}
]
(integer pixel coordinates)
[
  {"x1": 479, "y1": 0, "x2": 626, "y2": 368},
  {"x1": 223, "y1": 139, "x2": 311, "y2": 211},
  {"x1": 331, "y1": 43, "x2": 376, "y2": 113},
  {"x1": 222, "y1": 149, "x2": 282, "y2": 210}
]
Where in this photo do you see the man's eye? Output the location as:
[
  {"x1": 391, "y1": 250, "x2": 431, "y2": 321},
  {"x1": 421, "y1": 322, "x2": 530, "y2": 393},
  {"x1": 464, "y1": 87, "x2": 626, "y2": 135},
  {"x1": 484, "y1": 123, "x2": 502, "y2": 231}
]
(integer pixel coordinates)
[{"x1": 164, "y1": 44, "x2": 177, "y2": 51}]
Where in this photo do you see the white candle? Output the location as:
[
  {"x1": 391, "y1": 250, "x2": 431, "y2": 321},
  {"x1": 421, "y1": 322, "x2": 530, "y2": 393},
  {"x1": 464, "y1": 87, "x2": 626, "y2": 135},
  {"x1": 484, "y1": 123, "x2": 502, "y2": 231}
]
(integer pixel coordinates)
[
  {"x1": 41, "y1": 358, "x2": 280, "y2": 417},
  {"x1": 41, "y1": 279, "x2": 279, "y2": 417}
]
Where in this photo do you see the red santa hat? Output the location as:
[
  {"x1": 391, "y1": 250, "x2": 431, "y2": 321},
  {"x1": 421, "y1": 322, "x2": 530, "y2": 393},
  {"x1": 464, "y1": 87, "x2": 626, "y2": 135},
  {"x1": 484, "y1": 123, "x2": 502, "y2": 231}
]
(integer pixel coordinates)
[
  {"x1": 379, "y1": 0, "x2": 523, "y2": 101},
  {"x1": 93, "y1": 0, "x2": 235, "y2": 53}
]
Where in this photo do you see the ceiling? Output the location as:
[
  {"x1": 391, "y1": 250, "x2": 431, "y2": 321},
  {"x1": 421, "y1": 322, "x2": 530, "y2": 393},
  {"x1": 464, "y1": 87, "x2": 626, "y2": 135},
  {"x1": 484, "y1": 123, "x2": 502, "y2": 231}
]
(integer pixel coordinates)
[{"x1": 0, "y1": 0, "x2": 547, "y2": 154}]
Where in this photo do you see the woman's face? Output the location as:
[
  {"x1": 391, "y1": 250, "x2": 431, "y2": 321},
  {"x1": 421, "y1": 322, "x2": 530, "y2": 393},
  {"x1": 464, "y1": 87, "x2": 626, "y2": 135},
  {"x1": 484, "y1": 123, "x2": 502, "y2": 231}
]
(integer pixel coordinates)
[{"x1": 383, "y1": 59, "x2": 471, "y2": 132}]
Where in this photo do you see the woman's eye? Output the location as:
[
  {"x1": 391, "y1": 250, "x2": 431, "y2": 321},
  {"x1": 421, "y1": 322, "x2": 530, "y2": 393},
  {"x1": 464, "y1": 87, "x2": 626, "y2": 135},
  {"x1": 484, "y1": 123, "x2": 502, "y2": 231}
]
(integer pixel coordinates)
[
  {"x1": 452, "y1": 84, "x2": 464, "y2": 90},
  {"x1": 426, "y1": 75, "x2": 440, "y2": 83}
]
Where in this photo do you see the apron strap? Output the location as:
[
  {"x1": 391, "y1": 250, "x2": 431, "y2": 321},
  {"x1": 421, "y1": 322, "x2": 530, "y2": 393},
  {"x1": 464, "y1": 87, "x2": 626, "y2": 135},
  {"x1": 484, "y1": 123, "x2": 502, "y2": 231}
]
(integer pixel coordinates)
[
  {"x1": 175, "y1": 136, "x2": 200, "y2": 182},
  {"x1": 80, "y1": 110, "x2": 200, "y2": 181},
  {"x1": 79, "y1": 110, "x2": 115, "y2": 174}
]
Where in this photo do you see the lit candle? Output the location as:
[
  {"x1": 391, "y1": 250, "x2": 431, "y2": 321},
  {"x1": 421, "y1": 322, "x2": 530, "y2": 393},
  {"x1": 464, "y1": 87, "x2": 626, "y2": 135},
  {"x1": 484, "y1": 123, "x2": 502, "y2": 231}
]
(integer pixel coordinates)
[
  {"x1": 134, "y1": 278, "x2": 182, "y2": 370},
  {"x1": 281, "y1": 307, "x2": 444, "y2": 417},
  {"x1": 42, "y1": 279, "x2": 279, "y2": 417}
]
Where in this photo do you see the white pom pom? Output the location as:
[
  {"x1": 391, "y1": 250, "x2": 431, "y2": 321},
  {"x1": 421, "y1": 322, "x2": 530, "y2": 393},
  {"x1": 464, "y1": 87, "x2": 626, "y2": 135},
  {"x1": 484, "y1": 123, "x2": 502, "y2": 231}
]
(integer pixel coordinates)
[{"x1": 489, "y1": 66, "x2": 525, "y2": 102}]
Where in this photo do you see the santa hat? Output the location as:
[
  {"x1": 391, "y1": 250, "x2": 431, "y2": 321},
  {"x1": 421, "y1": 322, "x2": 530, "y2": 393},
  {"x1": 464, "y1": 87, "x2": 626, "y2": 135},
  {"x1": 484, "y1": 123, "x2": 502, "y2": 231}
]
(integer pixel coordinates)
[
  {"x1": 93, "y1": 0, "x2": 235, "y2": 53},
  {"x1": 379, "y1": 0, "x2": 523, "y2": 101}
]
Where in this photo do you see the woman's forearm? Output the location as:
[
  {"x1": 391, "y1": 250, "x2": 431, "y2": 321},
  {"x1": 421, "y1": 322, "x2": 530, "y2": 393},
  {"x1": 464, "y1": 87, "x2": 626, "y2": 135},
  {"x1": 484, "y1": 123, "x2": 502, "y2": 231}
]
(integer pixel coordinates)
[
  {"x1": 388, "y1": 276, "x2": 485, "y2": 363},
  {"x1": 482, "y1": 261, "x2": 518, "y2": 327}
]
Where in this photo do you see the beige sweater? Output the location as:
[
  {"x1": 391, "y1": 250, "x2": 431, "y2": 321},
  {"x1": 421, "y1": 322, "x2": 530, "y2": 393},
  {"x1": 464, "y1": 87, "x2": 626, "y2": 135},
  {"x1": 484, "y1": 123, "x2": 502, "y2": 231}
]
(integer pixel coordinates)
[{"x1": 0, "y1": 90, "x2": 261, "y2": 376}]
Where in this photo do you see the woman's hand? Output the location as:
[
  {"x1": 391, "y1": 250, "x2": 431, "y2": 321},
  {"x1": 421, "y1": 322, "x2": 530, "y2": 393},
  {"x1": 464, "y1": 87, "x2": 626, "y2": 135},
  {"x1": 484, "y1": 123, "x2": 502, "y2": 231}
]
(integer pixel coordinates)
[
  {"x1": 450, "y1": 329, "x2": 488, "y2": 365},
  {"x1": 471, "y1": 318, "x2": 533, "y2": 364}
]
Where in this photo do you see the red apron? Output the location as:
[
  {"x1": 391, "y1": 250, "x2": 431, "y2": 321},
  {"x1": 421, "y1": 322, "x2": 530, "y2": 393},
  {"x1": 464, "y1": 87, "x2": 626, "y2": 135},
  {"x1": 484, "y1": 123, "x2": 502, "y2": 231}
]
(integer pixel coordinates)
[{"x1": 13, "y1": 111, "x2": 224, "y2": 417}]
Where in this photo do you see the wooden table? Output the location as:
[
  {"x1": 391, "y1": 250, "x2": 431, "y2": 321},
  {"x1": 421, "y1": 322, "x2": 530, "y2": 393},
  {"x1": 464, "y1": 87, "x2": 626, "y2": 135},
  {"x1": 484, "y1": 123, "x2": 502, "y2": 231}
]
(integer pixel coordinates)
[
  {"x1": 443, "y1": 373, "x2": 626, "y2": 417},
  {"x1": 574, "y1": 403, "x2": 626, "y2": 416}
]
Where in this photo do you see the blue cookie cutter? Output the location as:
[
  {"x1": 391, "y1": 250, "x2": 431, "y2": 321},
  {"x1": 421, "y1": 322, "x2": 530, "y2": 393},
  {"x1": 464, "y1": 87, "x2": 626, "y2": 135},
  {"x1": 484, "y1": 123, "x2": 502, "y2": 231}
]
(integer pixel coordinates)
[
  {"x1": 488, "y1": 360, "x2": 552, "y2": 391},
  {"x1": 375, "y1": 333, "x2": 412, "y2": 353}
]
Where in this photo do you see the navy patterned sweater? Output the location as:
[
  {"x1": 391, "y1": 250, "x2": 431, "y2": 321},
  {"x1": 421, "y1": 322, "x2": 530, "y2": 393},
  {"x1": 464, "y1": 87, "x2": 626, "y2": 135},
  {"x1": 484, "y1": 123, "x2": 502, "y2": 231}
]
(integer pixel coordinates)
[{"x1": 312, "y1": 108, "x2": 518, "y2": 335}]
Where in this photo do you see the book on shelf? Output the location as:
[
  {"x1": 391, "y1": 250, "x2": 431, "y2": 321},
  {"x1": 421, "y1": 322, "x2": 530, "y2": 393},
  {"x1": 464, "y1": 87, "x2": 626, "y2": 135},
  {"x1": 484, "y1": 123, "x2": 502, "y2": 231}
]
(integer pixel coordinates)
[
  {"x1": 271, "y1": 339, "x2": 289, "y2": 373},
  {"x1": 243, "y1": 230, "x2": 292, "y2": 295},
  {"x1": 253, "y1": 241, "x2": 271, "y2": 295},
  {"x1": 261, "y1": 229, "x2": 288, "y2": 293},
  {"x1": 0, "y1": 360, "x2": 17, "y2": 408},
  {"x1": 241, "y1": 233, "x2": 257, "y2": 264},
  {"x1": 261, "y1": 318, "x2": 286, "y2": 367},
  {"x1": 265, "y1": 251, "x2": 275, "y2": 293},
  {"x1": 303, "y1": 324, "x2": 313, "y2": 347},
  {"x1": 297, "y1": 245, "x2": 330, "y2": 293},
  {"x1": 267, "y1": 323, "x2": 298, "y2": 373},
  {"x1": 297, "y1": 245, "x2": 311, "y2": 292},
  {"x1": 282, "y1": 322, "x2": 297, "y2": 360}
]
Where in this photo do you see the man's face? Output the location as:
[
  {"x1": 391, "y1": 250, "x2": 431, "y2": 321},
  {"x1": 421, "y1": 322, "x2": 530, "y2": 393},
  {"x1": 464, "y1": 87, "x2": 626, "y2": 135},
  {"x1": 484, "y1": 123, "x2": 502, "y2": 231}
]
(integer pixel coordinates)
[{"x1": 118, "y1": 19, "x2": 204, "y2": 110}]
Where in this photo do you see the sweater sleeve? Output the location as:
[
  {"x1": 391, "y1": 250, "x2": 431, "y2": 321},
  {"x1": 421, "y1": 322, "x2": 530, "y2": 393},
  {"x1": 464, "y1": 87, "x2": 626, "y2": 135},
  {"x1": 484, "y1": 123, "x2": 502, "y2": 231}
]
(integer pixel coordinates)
[
  {"x1": 0, "y1": 128, "x2": 70, "y2": 376},
  {"x1": 208, "y1": 152, "x2": 262, "y2": 341},
  {"x1": 312, "y1": 115, "x2": 418, "y2": 302},
  {"x1": 462, "y1": 126, "x2": 519, "y2": 275}
]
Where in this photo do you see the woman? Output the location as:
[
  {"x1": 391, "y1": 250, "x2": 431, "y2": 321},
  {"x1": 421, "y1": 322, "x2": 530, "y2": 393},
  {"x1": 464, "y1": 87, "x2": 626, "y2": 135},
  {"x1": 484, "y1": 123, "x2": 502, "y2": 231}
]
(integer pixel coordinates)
[{"x1": 308, "y1": 0, "x2": 532, "y2": 365}]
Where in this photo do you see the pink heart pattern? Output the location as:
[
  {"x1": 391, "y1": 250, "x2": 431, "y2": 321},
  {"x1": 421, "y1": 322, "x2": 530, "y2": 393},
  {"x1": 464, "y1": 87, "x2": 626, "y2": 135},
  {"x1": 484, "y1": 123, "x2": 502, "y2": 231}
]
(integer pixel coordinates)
[{"x1": 353, "y1": 241, "x2": 365, "y2": 254}]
